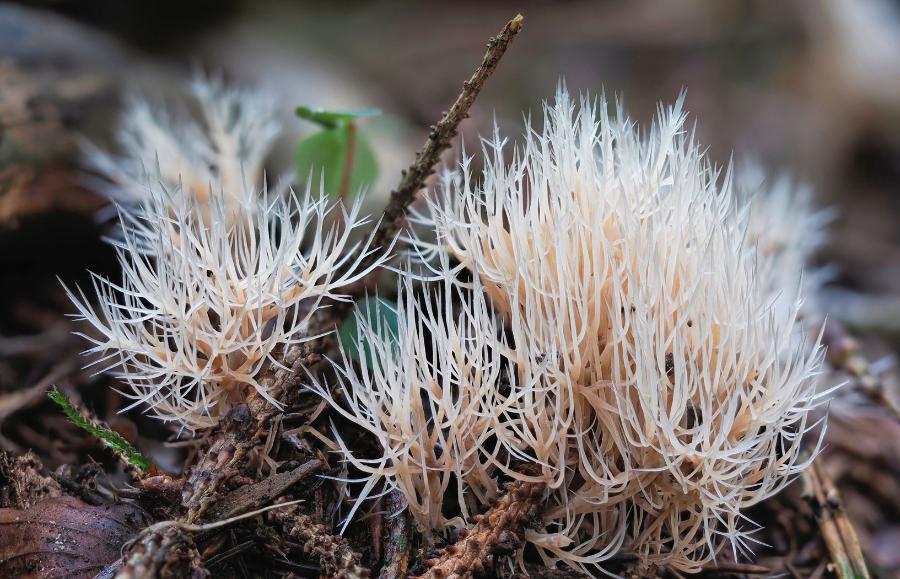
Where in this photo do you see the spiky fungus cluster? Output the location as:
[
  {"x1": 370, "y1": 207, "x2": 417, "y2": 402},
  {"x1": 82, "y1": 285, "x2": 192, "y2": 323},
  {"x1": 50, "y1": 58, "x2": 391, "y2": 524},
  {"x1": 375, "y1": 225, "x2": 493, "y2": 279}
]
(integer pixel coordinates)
[
  {"x1": 314, "y1": 87, "x2": 832, "y2": 574},
  {"x1": 737, "y1": 161, "x2": 834, "y2": 320},
  {"x1": 83, "y1": 77, "x2": 281, "y2": 211},
  {"x1": 68, "y1": 79, "x2": 387, "y2": 431}
]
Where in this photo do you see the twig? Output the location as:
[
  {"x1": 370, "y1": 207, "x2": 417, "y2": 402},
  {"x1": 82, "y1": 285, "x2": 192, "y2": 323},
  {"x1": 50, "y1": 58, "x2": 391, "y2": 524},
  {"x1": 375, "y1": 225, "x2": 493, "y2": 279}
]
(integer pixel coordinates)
[
  {"x1": 182, "y1": 344, "x2": 322, "y2": 523},
  {"x1": 694, "y1": 562, "x2": 771, "y2": 576},
  {"x1": 379, "y1": 490, "x2": 413, "y2": 579},
  {"x1": 183, "y1": 10, "x2": 525, "y2": 526},
  {"x1": 801, "y1": 458, "x2": 870, "y2": 579},
  {"x1": 0, "y1": 361, "x2": 73, "y2": 452},
  {"x1": 104, "y1": 500, "x2": 305, "y2": 579},
  {"x1": 112, "y1": 13, "x2": 525, "y2": 575},
  {"x1": 129, "y1": 498, "x2": 305, "y2": 545},
  {"x1": 418, "y1": 480, "x2": 545, "y2": 579},
  {"x1": 270, "y1": 506, "x2": 370, "y2": 579},
  {"x1": 822, "y1": 318, "x2": 900, "y2": 420},
  {"x1": 361, "y1": 13, "x2": 525, "y2": 287},
  {"x1": 206, "y1": 458, "x2": 323, "y2": 520}
]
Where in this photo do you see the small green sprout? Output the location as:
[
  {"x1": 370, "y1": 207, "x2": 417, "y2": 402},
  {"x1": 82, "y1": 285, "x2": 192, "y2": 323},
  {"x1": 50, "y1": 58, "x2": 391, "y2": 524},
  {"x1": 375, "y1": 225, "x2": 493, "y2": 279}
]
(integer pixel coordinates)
[{"x1": 295, "y1": 106, "x2": 380, "y2": 201}]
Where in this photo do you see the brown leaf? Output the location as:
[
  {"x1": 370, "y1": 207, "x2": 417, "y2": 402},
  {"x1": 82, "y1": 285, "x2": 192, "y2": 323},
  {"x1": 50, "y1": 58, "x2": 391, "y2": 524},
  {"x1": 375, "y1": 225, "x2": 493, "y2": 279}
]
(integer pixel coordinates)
[{"x1": 0, "y1": 495, "x2": 150, "y2": 578}]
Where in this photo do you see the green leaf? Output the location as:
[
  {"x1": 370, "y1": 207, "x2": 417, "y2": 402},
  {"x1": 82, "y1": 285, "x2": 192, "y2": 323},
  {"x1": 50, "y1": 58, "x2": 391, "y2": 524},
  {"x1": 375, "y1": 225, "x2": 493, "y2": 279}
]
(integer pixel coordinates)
[
  {"x1": 48, "y1": 387, "x2": 151, "y2": 472},
  {"x1": 338, "y1": 297, "x2": 399, "y2": 365},
  {"x1": 296, "y1": 127, "x2": 346, "y2": 195},
  {"x1": 349, "y1": 130, "x2": 378, "y2": 196},
  {"x1": 295, "y1": 106, "x2": 381, "y2": 129},
  {"x1": 295, "y1": 126, "x2": 378, "y2": 199}
]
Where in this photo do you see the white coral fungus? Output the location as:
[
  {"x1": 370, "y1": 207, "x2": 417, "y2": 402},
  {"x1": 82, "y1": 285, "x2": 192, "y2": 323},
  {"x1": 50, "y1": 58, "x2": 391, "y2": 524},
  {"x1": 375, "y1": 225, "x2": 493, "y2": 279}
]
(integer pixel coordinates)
[
  {"x1": 309, "y1": 268, "x2": 506, "y2": 533},
  {"x1": 84, "y1": 77, "x2": 280, "y2": 210},
  {"x1": 317, "y1": 87, "x2": 832, "y2": 574},
  {"x1": 66, "y1": 184, "x2": 385, "y2": 431},
  {"x1": 738, "y1": 162, "x2": 833, "y2": 318}
]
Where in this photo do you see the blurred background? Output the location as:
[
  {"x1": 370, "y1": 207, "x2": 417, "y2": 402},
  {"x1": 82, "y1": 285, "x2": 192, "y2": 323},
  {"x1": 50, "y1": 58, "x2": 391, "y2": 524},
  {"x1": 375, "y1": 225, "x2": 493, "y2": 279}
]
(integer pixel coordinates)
[
  {"x1": 1, "y1": 0, "x2": 899, "y2": 574},
  {"x1": 4, "y1": 0, "x2": 900, "y2": 336}
]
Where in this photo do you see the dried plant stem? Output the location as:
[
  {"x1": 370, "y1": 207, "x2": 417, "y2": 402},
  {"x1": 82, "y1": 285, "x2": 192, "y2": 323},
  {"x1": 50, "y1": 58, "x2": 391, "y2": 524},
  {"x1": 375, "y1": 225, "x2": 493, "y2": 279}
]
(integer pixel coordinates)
[
  {"x1": 802, "y1": 459, "x2": 870, "y2": 579},
  {"x1": 822, "y1": 318, "x2": 900, "y2": 420},
  {"x1": 185, "y1": 15, "x2": 524, "y2": 522},
  {"x1": 418, "y1": 480, "x2": 544, "y2": 579},
  {"x1": 182, "y1": 13, "x2": 525, "y2": 521},
  {"x1": 379, "y1": 491, "x2": 413, "y2": 579},
  {"x1": 274, "y1": 510, "x2": 370, "y2": 579},
  {"x1": 107, "y1": 501, "x2": 305, "y2": 578},
  {"x1": 360, "y1": 13, "x2": 524, "y2": 287},
  {"x1": 695, "y1": 562, "x2": 771, "y2": 575},
  {"x1": 182, "y1": 343, "x2": 322, "y2": 523},
  {"x1": 111, "y1": 15, "x2": 525, "y2": 575},
  {"x1": 207, "y1": 458, "x2": 323, "y2": 521}
]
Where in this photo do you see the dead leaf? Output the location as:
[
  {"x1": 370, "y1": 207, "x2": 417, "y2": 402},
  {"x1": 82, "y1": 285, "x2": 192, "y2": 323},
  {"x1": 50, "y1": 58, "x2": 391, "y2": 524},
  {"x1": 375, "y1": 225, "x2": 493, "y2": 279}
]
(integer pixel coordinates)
[{"x1": 0, "y1": 495, "x2": 150, "y2": 578}]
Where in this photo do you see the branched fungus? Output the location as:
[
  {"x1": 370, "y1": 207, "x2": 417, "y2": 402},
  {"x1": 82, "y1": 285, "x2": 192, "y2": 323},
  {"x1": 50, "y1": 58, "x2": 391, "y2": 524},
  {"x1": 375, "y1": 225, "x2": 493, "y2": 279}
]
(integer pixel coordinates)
[
  {"x1": 67, "y1": 80, "x2": 387, "y2": 431},
  {"x1": 320, "y1": 86, "x2": 833, "y2": 574},
  {"x1": 83, "y1": 77, "x2": 281, "y2": 211}
]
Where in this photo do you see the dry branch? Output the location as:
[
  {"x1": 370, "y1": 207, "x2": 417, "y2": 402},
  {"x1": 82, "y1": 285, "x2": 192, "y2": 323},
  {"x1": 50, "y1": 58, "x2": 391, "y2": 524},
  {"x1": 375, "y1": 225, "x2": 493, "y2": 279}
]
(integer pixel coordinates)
[
  {"x1": 182, "y1": 12, "x2": 525, "y2": 523},
  {"x1": 822, "y1": 318, "x2": 900, "y2": 420},
  {"x1": 418, "y1": 480, "x2": 545, "y2": 579},
  {"x1": 802, "y1": 458, "x2": 870, "y2": 579},
  {"x1": 182, "y1": 343, "x2": 322, "y2": 523},
  {"x1": 364, "y1": 13, "x2": 524, "y2": 278},
  {"x1": 379, "y1": 490, "x2": 413, "y2": 579},
  {"x1": 206, "y1": 458, "x2": 323, "y2": 521}
]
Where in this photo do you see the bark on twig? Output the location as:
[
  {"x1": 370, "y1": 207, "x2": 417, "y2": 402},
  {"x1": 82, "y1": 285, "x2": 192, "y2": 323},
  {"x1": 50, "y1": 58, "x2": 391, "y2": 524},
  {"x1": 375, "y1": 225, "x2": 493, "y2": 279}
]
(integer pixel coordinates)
[
  {"x1": 802, "y1": 458, "x2": 870, "y2": 579},
  {"x1": 379, "y1": 490, "x2": 413, "y2": 579},
  {"x1": 418, "y1": 480, "x2": 545, "y2": 579},
  {"x1": 110, "y1": 527, "x2": 208, "y2": 579},
  {"x1": 206, "y1": 458, "x2": 323, "y2": 522},
  {"x1": 182, "y1": 12, "x2": 525, "y2": 522},
  {"x1": 182, "y1": 344, "x2": 323, "y2": 523},
  {"x1": 270, "y1": 506, "x2": 370, "y2": 579},
  {"x1": 107, "y1": 501, "x2": 304, "y2": 578},
  {"x1": 359, "y1": 13, "x2": 525, "y2": 288}
]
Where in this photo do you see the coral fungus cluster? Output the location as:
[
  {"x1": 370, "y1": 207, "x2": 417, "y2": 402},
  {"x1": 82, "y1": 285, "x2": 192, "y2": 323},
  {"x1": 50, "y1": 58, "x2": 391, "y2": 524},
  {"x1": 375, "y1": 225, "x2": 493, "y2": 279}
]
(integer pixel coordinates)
[
  {"x1": 83, "y1": 78, "x2": 280, "y2": 211},
  {"x1": 66, "y1": 75, "x2": 831, "y2": 574},
  {"x1": 315, "y1": 87, "x2": 831, "y2": 573},
  {"x1": 67, "y1": 80, "x2": 386, "y2": 431}
]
